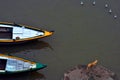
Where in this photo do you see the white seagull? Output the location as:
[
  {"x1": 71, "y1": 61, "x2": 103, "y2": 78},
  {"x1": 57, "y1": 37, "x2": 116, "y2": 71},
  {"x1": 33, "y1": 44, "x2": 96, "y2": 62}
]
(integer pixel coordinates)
[
  {"x1": 105, "y1": 4, "x2": 108, "y2": 8},
  {"x1": 80, "y1": 1, "x2": 84, "y2": 5},
  {"x1": 92, "y1": 1, "x2": 96, "y2": 6},
  {"x1": 114, "y1": 14, "x2": 117, "y2": 19},
  {"x1": 109, "y1": 9, "x2": 112, "y2": 14}
]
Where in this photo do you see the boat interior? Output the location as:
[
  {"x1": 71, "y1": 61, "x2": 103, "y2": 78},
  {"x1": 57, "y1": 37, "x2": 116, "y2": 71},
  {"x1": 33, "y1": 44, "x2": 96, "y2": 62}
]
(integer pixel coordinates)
[
  {"x1": 0, "y1": 24, "x2": 44, "y2": 40},
  {"x1": 0, "y1": 59, "x2": 7, "y2": 70},
  {"x1": 0, "y1": 58, "x2": 32, "y2": 72},
  {"x1": 5, "y1": 59, "x2": 32, "y2": 71},
  {"x1": 0, "y1": 27, "x2": 12, "y2": 39}
]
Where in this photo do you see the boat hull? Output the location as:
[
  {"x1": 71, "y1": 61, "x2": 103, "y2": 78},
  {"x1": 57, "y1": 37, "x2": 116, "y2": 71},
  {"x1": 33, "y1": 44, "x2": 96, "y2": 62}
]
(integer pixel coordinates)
[
  {"x1": 0, "y1": 54, "x2": 47, "y2": 74},
  {"x1": 0, "y1": 64, "x2": 46, "y2": 74},
  {"x1": 0, "y1": 22, "x2": 54, "y2": 44}
]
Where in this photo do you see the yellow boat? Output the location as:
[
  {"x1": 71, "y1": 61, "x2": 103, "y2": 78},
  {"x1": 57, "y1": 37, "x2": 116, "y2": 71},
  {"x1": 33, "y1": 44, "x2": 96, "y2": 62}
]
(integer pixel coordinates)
[
  {"x1": 0, "y1": 54, "x2": 47, "y2": 74},
  {"x1": 0, "y1": 22, "x2": 54, "y2": 44}
]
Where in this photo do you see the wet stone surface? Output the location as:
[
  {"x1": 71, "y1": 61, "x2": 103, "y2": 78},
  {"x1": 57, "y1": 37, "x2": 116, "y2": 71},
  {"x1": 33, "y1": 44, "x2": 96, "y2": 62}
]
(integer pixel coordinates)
[{"x1": 63, "y1": 65, "x2": 118, "y2": 80}]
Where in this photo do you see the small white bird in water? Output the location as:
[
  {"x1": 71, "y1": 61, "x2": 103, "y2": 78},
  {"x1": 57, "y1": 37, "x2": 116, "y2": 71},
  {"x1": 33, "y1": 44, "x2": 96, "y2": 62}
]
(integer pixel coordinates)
[
  {"x1": 80, "y1": 1, "x2": 84, "y2": 5},
  {"x1": 114, "y1": 14, "x2": 117, "y2": 19},
  {"x1": 109, "y1": 9, "x2": 112, "y2": 14},
  {"x1": 92, "y1": 1, "x2": 96, "y2": 6},
  {"x1": 105, "y1": 4, "x2": 108, "y2": 8}
]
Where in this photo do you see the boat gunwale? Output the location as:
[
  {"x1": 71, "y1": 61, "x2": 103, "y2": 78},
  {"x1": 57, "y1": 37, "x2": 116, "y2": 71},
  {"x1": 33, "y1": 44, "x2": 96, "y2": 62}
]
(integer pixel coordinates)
[
  {"x1": 0, "y1": 54, "x2": 36, "y2": 64},
  {"x1": 0, "y1": 22, "x2": 54, "y2": 43},
  {"x1": 0, "y1": 22, "x2": 45, "y2": 33}
]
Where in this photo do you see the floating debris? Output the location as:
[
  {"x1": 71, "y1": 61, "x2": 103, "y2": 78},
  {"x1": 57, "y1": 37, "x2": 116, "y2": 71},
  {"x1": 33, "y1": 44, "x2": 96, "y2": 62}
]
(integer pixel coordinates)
[
  {"x1": 109, "y1": 9, "x2": 112, "y2": 14},
  {"x1": 63, "y1": 60, "x2": 118, "y2": 80},
  {"x1": 105, "y1": 4, "x2": 108, "y2": 8},
  {"x1": 92, "y1": 1, "x2": 96, "y2": 6},
  {"x1": 80, "y1": 1, "x2": 84, "y2": 6}
]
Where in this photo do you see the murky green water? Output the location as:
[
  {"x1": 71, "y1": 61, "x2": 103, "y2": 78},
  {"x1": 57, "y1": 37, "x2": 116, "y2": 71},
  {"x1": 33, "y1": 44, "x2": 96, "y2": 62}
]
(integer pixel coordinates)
[{"x1": 0, "y1": 0, "x2": 120, "y2": 80}]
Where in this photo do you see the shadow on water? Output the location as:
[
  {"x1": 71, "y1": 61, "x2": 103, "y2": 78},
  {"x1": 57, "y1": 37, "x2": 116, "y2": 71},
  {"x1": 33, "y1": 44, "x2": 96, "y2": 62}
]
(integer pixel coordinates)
[
  {"x1": 0, "y1": 40, "x2": 53, "y2": 54},
  {"x1": 0, "y1": 72, "x2": 45, "y2": 80}
]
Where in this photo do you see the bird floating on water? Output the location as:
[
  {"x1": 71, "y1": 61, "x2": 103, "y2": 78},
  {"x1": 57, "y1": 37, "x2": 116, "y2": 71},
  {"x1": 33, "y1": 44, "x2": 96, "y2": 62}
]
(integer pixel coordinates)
[
  {"x1": 114, "y1": 14, "x2": 117, "y2": 19},
  {"x1": 92, "y1": 1, "x2": 96, "y2": 6},
  {"x1": 108, "y1": 9, "x2": 112, "y2": 14},
  {"x1": 105, "y1": 4, "x2": 108, "y2": 8},
  {"x1": 80, "y1": 1, "x2": 84, "y2": 5}
]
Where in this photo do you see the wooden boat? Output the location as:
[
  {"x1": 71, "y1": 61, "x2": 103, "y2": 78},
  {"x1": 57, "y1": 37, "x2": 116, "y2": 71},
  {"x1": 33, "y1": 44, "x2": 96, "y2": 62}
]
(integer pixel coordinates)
[
  {"x1": 0, "y1": 22, "x2": 54, "y2": 44},
  {"x1": 0, "y1": 54, "x2": 47, "y2": 74}
]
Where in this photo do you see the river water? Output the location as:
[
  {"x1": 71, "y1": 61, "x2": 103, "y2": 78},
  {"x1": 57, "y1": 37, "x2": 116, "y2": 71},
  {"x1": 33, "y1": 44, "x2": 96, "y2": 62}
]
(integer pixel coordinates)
[{"x1": 0, "y1": 0, "x2": 120, "y2": 80}]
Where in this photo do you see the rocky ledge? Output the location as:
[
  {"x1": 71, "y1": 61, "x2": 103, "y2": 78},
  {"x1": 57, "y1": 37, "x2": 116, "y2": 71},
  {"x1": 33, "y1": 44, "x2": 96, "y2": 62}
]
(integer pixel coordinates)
[{"x1": 63, "y1": 65, "x2": 118, "y2": 80}]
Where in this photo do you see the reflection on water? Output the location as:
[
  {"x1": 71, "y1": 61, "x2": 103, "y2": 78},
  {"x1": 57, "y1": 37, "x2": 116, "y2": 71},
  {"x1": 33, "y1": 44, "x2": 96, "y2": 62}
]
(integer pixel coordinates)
[
  {"x1": 0, "y1": 40, "x2": 53, "y2": 54},
  {"x1": 0, "y1": 72, "x2": 45, "y2": 80}
]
